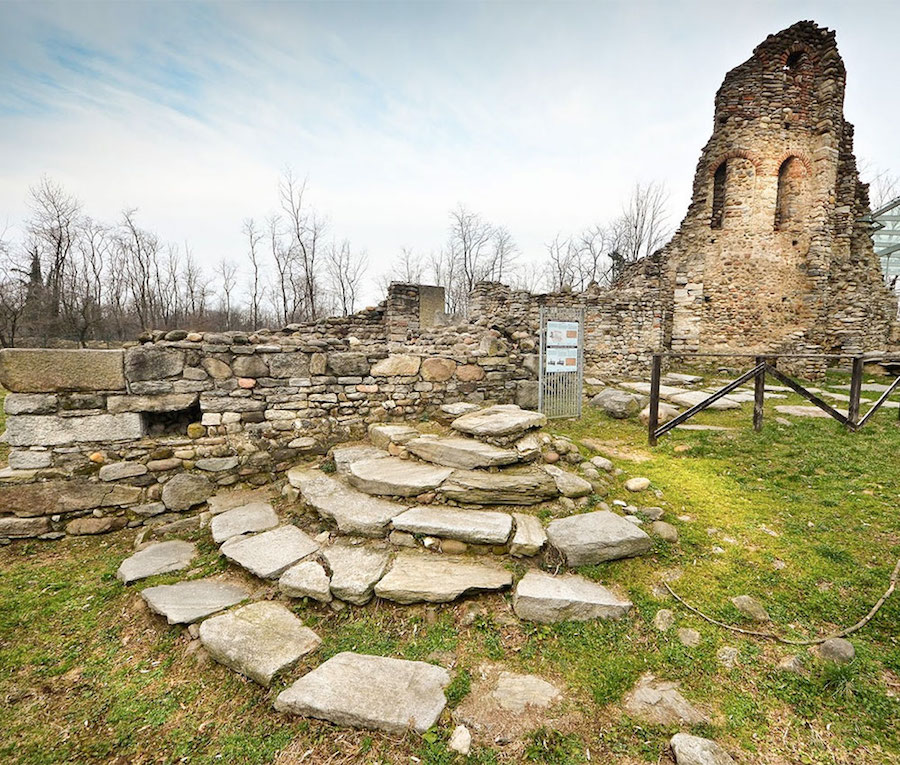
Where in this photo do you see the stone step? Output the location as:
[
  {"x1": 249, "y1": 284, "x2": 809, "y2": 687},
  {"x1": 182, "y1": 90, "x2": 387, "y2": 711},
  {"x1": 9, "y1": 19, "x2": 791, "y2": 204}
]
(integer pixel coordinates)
[
  {"x1": 207, "y1": 487, "x2": 275, "y2": 515},
  {"x1": 221, "y1": 525, "x2": 319, "y2": 579},
  {"x1": 374, "y1": 553, "x2": 513, "y2": 603},
  {"x1": 439, "y1": 467, "x2": 558, "y2": 505},
  {"x1": 274, "y1": 651, "x2": 451, "y2": 734},
  {"x1": 541, "y1": 465, "x2": 593, "y2": 498},
  {"x1": 450, "y1": 404, "x2": 547, "y2": 445},
  {"x1": 331, "y1": 444, "x2": 389, "y2": 475},
  {"x1": 199, "y1": 601, "x2": 321, "y2": 687},
  {"x1": 347, "y1": 457, "x2": 453, "y2": 497},
  {"x1": 391, "y1": 505, "x2": 513, "y2": 545},
  {"x1": 323, "y1": 544, "x2": 391, "y2": 605},
  {"x1": 404, "y1": 435, "x2": 521, "y2": 469},
  {"x1": 368, "y1": 423, "x2": 419, "y2": 450},
  {"x1": 116, "y1": 540, "x2": 196, "y2": 584},
  {"x1": 546, "y1": 510, "x2": 652, "y2": 566},
  {"x1": 512, "y1": 570, "x2": 632, "y2": 623},
  {"x1": 141, "y1": 578, "x2": 249, "y2": 624},
  {"x1": 288, "y1": 468, "x2": 407, "y2": 536},
  {"x1": 279, "y1": 560, "x2": 332, "y2": 602},
  {"x1": 210, "y1": 502, "x2": 279, "y2": 544},
  {"x1": 510, "y1": 513, "x2": 547, "y2": 557}
]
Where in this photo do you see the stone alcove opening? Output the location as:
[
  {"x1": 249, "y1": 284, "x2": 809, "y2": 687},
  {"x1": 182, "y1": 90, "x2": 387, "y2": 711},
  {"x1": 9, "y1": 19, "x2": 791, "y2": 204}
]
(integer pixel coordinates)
[{"x1": 141, "y1": 403, "x2": 202, "y2": 437}]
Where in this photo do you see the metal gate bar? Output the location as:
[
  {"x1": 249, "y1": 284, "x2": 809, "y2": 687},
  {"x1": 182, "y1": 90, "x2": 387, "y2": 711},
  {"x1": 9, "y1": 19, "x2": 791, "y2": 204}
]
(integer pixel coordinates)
[{"x1": 538, "y1": 307, "x2": 584, "y2": 419}]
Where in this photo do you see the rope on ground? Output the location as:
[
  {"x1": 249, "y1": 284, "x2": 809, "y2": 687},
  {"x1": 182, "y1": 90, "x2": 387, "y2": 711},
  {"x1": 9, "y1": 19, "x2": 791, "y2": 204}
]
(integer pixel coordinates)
[{"x1": 663, "y1": 557, "x2": 900, "y2": 646}]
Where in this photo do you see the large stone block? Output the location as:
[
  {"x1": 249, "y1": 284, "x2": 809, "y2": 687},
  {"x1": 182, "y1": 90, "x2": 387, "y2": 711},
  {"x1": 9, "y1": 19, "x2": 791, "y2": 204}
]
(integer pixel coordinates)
[
  {"x1": 4, "y1": 393, "x2": 58, "y2": 415},
  {"x1": 327, "y1": 353, "x2": 369, "y2": 376},
  {"x1": 107, "y1": 393, "x2": 199, "y2": 414},
  {"x1": 0, "y1": 349, "x2": 125, "y2": 392},
  {"x1": 0, "y1": 480, "x2": 142, "y2": 517},
  {"x1": 371, "y1": 354, "x2": 421, "y2": 377},
  {"x1": 267, "y1": 352, "x2": 310, "y2": 378},
  {"x1": 5, "y1": 413, "x2": 144, "y2": 447},
  {"x1": 124, "y1": 346, "x2": 185, "y2": 382}
]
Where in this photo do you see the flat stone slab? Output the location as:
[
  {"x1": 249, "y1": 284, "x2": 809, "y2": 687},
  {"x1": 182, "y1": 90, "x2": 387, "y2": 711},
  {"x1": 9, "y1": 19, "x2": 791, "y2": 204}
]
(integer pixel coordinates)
[
  {"x1": 624, "y1": 674, "x2": 709, "y2": 725},
  {"x1": 274, "y1": 651, "x2": 451, "y2": 734},
  {"x1": 541, "y1": 464, "x2": 593, "y2": 498},
  {"x1": 439, "y1": 467, "x2": 558, "y2": 505},
  {"x1": 547, "y1": 510, "x2": 652, "y2": 566},
  {"x1": 199, "y1": 601, "x2": 321, "y2": 686},
  {"x1": 368, "y1": 423, "x2": 420, "y2": 450},
  {"x1": 210, "y1": 502, "x2": 279, "y2": 544},
  {"x1": 775, "y1": 405, "x2": 832, "y2": 418},
  {"x1": 440, "y1": 402, "x2": 480, "y2": 417},
  {"x1": 491, "y1": 671, "x2": 562, "y2": 712},
  {"x1": 116, "y1": 540, "x2": 197, "y2": 584},
  {"x1": 451, "y1": 404, "x2": 547, "y2": 443},
  {"x1": 288, "y1": 468, "x2": 407, "y2": 536},
  {"x1": 348, "y1": 458, "x2": 453, "y2": 497},
  {"x1": 392, "y1": 506, "x2": 513, "y2": 544},
  {"x1": 670, "y1": 734, "x2": 736, "y2": 765},
  {"x1": 221, "y1": 525, "x2": 319, "y2": 579},
  {"x1": 404, "y1": 436, "x2": 520, "y2": 469},
  {"x1": 510, "y1": 513, "x2": 547, "y2": 556},
  {"x1": 279, "y1": 560, "x2": 332, "y2": 602},
  {"x1": 207, "y1": 487, "x2": 274, "y2": 515},
  {"x1": 329, "y1": 445, "x2": 390, "y2": 475},
  {"x1": 375, "y1": 553, "x2": 513, "y2": 603},
  {"x1": 141, "y1": 579, "x2": 249, "y2": 624},
  {"x1": 670, "y1": 391, "x2": 741, "y2": 410},
  {"x1": 324, "y1": 544, "x2": 391, "y2": 605},
  {"x1": 512, "y1": 570, "x2": 632, "y2": 623}
]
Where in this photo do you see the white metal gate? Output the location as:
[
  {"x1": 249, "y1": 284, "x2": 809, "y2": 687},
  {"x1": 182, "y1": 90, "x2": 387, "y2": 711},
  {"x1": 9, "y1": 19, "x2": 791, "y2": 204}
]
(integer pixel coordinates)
[{"x1": 538, "y1": 307, "x2": 584, "y2": 419}]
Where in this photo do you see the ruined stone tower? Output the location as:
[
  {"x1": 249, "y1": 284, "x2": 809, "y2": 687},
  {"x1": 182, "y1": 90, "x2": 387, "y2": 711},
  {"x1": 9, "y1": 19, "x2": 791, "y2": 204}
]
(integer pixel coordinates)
[{"x1": 663, "y1": 20, "x2": 898, "y2": 357}]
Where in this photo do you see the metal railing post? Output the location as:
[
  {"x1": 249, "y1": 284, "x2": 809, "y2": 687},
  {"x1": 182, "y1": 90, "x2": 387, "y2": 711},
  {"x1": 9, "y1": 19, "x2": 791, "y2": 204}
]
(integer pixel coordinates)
[
  {"x1": 848, "y1": 356, "x2": 864, "y2": 430},
  {"x1": 648, "y1": 353, "x2": 662, "y2": 446},
  {"x1": 753, "y1": 355, "x2": 765, "y2": 432}
]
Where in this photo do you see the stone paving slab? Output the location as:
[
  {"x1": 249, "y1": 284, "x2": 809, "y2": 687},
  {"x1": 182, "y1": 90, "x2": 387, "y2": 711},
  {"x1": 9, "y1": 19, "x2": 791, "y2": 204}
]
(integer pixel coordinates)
[
  {"x1": 206, "y1": 486, "x2": 274, "y2": 515},
  {"x1": 512, "y1": 570, "x2": 632, "y2": 623},
  {"x1": 774, "y1": 405, "x2": 832, "y2": 419},
  {"x1": 510, "y1": 513, "x2": 547, "y2": 557},
  {"x1": 404, "y1": 436, "x2": 521, "y2": 469},
  {"x1": 391, "y1": 506, "x2": 513, "y2": 545},
  {"x1": 274, "y1": 651, "x2": 451, "y2": 734},
  {"x1": 450, "y1": 405, "x2": 546, "y2": 443},
  {"x1": 210, "y1": 502, "x2": 279, "y2": 544},
  {"x1": 116, "y1": 540, "x2": 196, "y2": 584},
  {"x1": 540, "y1": 464, "x2": 593, "y2": 498},
  {"x1": 669, "y1": 391, "x2": 741, "y2": 410},
  {"x1": 288, "y1": 468, "x2": 406, "y2": 536},
  {"x1": 348, "y1": 458, "x2": 453, "y2": 497},
  {"x1": 368, "y1": 423, "x2": 420, "y2": 450},
  {"x1": 330, "y1": 445, "x2": 390, "y2": 475},
  {"x1": 221, "y1": 525, "x2": 319, "y2": 579},
  {"x1": 547, "y1": 510, "x2": 652, "y2": 566},
  {"x1": 439, "y1": 467, "x2": 559, "y2": 505},
  {"x1": 279, "y1": 560, "x2": 332, "y2": 602},
  {"x1": 199, "y1": 601, "x2": 321, "y2": 686},
  {"x1": 141, "y1": 579, "x2": 249, "y2": 624},
  {"x1": 324, "y1": 544, "x2": 391, "y2": 605},
  {"x1": 375, "y1": 553, "x2": 513, "y2": 603}
]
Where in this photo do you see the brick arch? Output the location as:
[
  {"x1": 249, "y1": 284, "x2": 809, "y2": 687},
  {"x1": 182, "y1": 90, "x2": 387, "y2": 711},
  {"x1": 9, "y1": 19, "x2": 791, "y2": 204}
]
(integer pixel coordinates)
[
  {"x1": 780, "y1": 43, "x2": 817, "y2": 71},
  {"x1": 707, "y1": 149, "x2": 762, "y2": 177},
  {"x1": 774, "y1": 151, "x2": 813, "y2": 176}
]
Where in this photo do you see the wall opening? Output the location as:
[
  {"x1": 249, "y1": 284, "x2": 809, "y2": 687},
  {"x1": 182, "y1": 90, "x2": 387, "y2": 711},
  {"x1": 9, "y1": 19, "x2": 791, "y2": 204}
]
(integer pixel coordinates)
[
  {"x1": 141, "y1": 403, "x2": 201, "y2": 437},
  {"x1": 710, "y1": 161, "x2": 727, "y2": 229},
  {"x1": 783, "y1": 51, "x2": 805, "y2": 72},
  {"x1": 775, "y1": 156, "x2": 806, "y2": 231}
]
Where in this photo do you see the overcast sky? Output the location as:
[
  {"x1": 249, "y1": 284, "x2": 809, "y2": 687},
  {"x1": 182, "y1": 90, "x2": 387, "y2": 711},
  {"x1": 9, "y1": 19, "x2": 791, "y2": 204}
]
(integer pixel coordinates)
[{"x1": 1, "y1": 0, "x2": 897, "y2": 306}]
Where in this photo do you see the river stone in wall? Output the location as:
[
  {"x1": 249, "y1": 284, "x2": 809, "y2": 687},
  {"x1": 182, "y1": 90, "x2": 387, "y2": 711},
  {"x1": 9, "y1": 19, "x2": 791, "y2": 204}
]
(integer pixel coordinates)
[{"x1": 547, "y1": 510, "x2": 652, "y2": 565}]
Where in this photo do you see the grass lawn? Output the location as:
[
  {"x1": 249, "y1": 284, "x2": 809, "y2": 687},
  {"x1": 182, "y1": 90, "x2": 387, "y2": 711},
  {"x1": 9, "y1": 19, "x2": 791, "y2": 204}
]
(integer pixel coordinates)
[{"x1": 1, "y1": 372, "x2": 899, "y2": 764}]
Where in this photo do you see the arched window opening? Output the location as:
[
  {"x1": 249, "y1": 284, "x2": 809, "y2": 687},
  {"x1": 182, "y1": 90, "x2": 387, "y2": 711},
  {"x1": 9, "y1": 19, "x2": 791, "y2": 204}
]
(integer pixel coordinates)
[
  {"x1": 783, "y1": 51, "x2": 804, "y2": 72},
  {"x1": 775, "y1": 156, "x2": 806, "y2": 231},
  {"x1": 710, "y1": 162, "x2": 726, "y2": 229}
]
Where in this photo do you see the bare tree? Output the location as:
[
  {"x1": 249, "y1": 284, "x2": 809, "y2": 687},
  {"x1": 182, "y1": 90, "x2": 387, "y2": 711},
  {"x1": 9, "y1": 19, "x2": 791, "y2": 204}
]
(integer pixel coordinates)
[
  {"x1": 216, "y1": 259, "x2": 238, "y2": 329},
  {"x1": 243, "y1": 218, "x2": 263, "y2": 328},
  {"x1": 280, "y1": 170, "x2": 326, "y2": 321},
  {"x1": 325, "y1": 239, "x2": 367, "y2": 316},
  {"x1": 610, "y1": 181, "x2": 671, "y2": 265}
]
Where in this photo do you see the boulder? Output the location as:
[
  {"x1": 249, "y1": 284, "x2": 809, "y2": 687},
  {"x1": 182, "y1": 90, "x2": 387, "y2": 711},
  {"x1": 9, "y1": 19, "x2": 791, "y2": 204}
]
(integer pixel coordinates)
[
  {"x1": 116, "y1": 540, "x2": 197, "y2": 584},
  {"x1": 451, "y1": 405, "x2": 546, "y2": 444},
  {"x1": 279, "y1": 560, "x2": 332, "y2": 602},
  {"x1": 515, "y1": 380, "x2": 539, "y2": 410},
  {"x1": 541, "y1": 464, "x2": 593, "y2": 498},
  {"x1": 589, "y1": 388, "x2": 645, "y2": 418},
  {"x1": 512, "y1": 570, "x2": 632, "y2": 623},
  {"x1": 670, "y1": 734, "x2": 736, "y2": 765},
  {"x1": 651, "y1": 520, "x2": 678, "y2": 542},
  {"x1": 141, "y1": 579, "x2": 249, "y2": 624},
  {"x1": 324, "y1": 544, "x2": 391, "y2": 605},
  {"x1": 199, "y1": 601, "x2": 321, "y2": 686},
  {"x1": 375, "y1": 553, "x2": 512, "y2": 603},
  {"x1": 6, "y1": 413, "x2": 144, "y2": 447},
  {"x1": 371, "y1": 354, "x2": 421, "y2": 377},
  {"x1": 421, "y1": 357, "x2": 456, "y2": 381},
  {"x1": 509, "y1": 513, "x2": 547, "y2": 557},
  {"x1": 367, "y1": 423, "x2": 420, "y2": 450},
  {"x1": 210, "y1": 502, "x2": 279, "y2": 544},
  {"x1": 124, "y1": 346, "x2": 184, "y2": 381},
  {"x1": 221, "y1": 525, "x2": 320, "y2": 579},
  {"x1": 231, "y1": 355, "x2": 269, "y2": 378},
  {"x1": 439, "y1": 467, "x2": 558, "y2": 505},
  {"x1": 625, "y1": 477, "x2": 651, "y2": 492},
  {"x1": 546, "y1": 510, "x2": 652, "y2": 566},
  {"x1": 623, "y1": 674, "x2": 709, "y2": 725},
  {"x1": 348, "y1": 458, "x2": 453, "y2": 497},
  {"x1": 201, "y1": 358, "x2": 233, "y2": 380},
  {"x1": 392, "y1": 506, "x2": 513, "y2": 545},
  {"x1": 817, "y1": 637, "x2": 855, "y2": 664},
  {"x1": 640, "y1": 402, "x2": 680, "y2": 426},
  {"x1": 405, "y1": 436, "x2": 520, "y2": 470},
  {"x1": 274, "y1": 652, "x2": 451, "y2": 734},
  {"x1": 0, "y1": 348, "x2": 125, "y2": 392},
  {"x1": 161, "y1": 473, "x2": 214, "y2": 511}
]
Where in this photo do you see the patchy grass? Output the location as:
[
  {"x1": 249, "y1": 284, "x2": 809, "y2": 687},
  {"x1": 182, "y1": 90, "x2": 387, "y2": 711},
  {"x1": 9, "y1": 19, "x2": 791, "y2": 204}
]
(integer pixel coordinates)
[{"x1": 1, "y1": 371, "x2": 899, "y2": 763}]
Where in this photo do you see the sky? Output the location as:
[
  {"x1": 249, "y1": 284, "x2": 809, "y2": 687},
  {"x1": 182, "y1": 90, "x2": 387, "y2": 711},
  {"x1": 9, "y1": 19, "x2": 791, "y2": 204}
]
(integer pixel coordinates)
[{"x1": 1, "y1": 0, "x2": 898, "y2": 307}]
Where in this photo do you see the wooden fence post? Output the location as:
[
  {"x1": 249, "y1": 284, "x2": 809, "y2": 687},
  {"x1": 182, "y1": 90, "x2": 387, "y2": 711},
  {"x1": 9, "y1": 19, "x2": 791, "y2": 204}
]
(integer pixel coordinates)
[
  {"x1": 753, "y1": 356, "x2": 765, "y2": 432},
  {"x1": 648, "y1": 354, "x2": 662, "y2": 446},
  {"x1": 848, "y1": 356, "x2": 864, "y2": 430}
]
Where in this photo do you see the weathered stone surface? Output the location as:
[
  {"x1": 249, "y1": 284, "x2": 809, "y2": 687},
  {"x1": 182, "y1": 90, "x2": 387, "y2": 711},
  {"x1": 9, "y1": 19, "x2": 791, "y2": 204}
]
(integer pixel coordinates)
[
  {"x1": 195, "y1": 457, "x2": 240, "y2": 472},
  {"x1": 653, "y1": 608, "x2": 675, "y2": 632},
  {"x1": 730, "y1": 595, "x2": 770, "y2": 621},
  {"x1": 405, "y1": 436, "x2": 520, "y2": 470},
  {"x1": 199, "y1": 601, "x2": 321, "y2": 686},
  {"x1": 448, "y1": 725, "x2": 472, "y2": 756},
  {"x1": 288, "y1": 469, "x2": 405, "y2": 536},
  {"x1": 623, "y1": 674, "x2": 709, "y2": 725},
  {"x1": 375, "y1": 553, "x2": 512, "y2": 603},
  {"x1": 0, "y1": 348, "x2": 125, "y2": 392},
  {"x1": 451, "y1": 405, "x2": 546, "y2": 441},
  {"x1": 116, "y1": 540, "x2": 197, "y2": 583},
  {"x1": 677, "y1": 627, "x2": 700, "y2": 647},
  {"x1": 491, "y1": 671, "x2": 561, "y2": 712},
  {"x1": 4, "y1": 393, "x2": 58, "y2": 415},
  {"x1": 541, "y1": 464, "x2": 592, "y2": 498},
  {"x1": 99, "y1": 462, "x2": 149, "y2": 482},
  {"x1": 421, "y1": 357, "x2": 456, "y2": 381},
  {"x1": 6, "y1": 413, "x2": 144, "y2": 447},
  {"x1": 515, "y1": 380, "x2": 539, "y2": 410},
  {"x1": 392, "y1": 506, "x2": 513, "y2": 544},
  {"x1": 624, "y1": 476, "x2": 651, "y2": 492},
  {"x1": 267, "y1": 352, "x2": 310, "y2": 378},
  {"x1": 125, "y1": 346, "x2": 184, "y2": 381},
  {"x1": 547, "y1": 510, "x2": 652, "y2": 566},
  {"x1": 512, "y1": 570, "x2": 632, "y2": 623},
  {"x1": 279, "y1": 560, "x2": 332, "y2": 602},
  {"x1": 371, "y1": 354, "x2": 421, "y2": 377},
  {"x1": 232, "y1": 354, "x2": 269, "y2": 378},
  {"x1": 161, "y1": 473, "x2": 214, "y2": 511},
  {"x1": 207, "y1": 487, "x2": 273, "y2": 515},
  {"x1": 324, "y1": 544, "x2": 391, "y2": 605},
  {"x1": 199, "y1": 395, "x2": 266, "y2": 413},
  {"x1": 589, "y1": 388, "x2": 645, "y2": 418},
  {"x1": 348, "y1": 458, "x2": 452, "y2": 497},
  {"x1": 65, "y1": 515, "x2": 127, "y2": 535},
  {"x1": 651, "y1": 520, "x2": 679, "y2": 542},
  {"x1": 640, "y1": 402, "x2": 681, "y2": 426},
  {"x1": 107, "y1": 393, "x2": 198, "y2": 414},
  {"x1": 201, "y1": 357, "x2": 233, "y2": 379},
  {"x1": 817, "y1": 637, "x2": 855, "y2": 664},
  {"x1": 441, "y1": 402, "x2": 480, "y2": 417},
  {"x1": 141, "y1": 578, "x2": 249, "y2": 624},
  {"x1": 8, "y1": 450, "x2": 52, "y2": 470},
  {"x1": 326, "y1": 352, "x2": 370, "y2": 376},
  {"x1": 210, "y1": 502, "x2": 279, "y2": 543},
  {"x1": 670, "y1": 391, "x2": 741, "y2": 410},
  {"x1": 455, "y1": 364, "x2": 485, "y2": 382},
  {"x1": 367, "y1": 423, "x2": 419, "y2": 450},
  {"x1": 774, "y1": 404, "x2": 832, "y2": 418},
  {"x1": 221, "y1": 525, "x2": 319, "y2": 578},
  {"x1": 439, "y1": 467, "x2": 558, "y2": 505},
  {"x1": 670, "y1": 734, "x2": 736, "y2": 765},
  {"x1": 510, "y1": 513, "x2": 546, "y2": 556},
  {"x1": 0, "y1": 515, "x2": 50, "y2": 538},
  {"x1": 329, "y1": 445, "x2": 390, "y2": 474},
  {"x1": 0, "y1": 480, "x2": 142, "y2": 518},
  {"x1": 274, "y1": 652, "x2": 451, "y2": 733}
]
